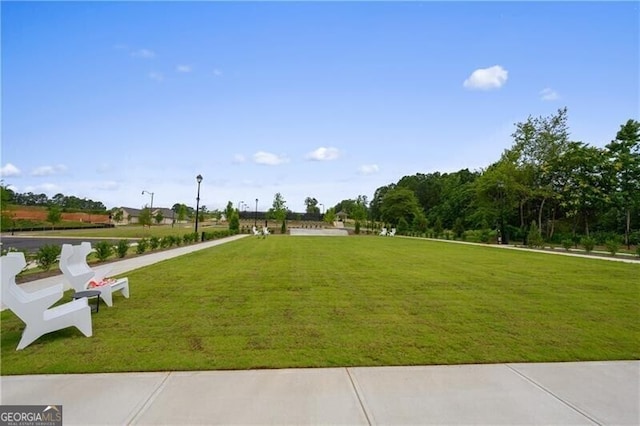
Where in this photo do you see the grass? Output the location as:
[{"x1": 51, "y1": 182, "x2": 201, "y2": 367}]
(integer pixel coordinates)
[{"x1": 1, "y1": 236, "x2": 638, "y2": 375}]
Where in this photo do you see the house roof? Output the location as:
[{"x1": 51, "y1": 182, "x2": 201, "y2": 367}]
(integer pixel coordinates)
[
  {"x1": 119, "y1": 207, "x2": 175, "y2": 217},
  {"x1": 120, "y1": 207, "x2": 143, "y2": 215}
]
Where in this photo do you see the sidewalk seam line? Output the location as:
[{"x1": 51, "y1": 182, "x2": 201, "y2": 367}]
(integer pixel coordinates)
[
  {"x1": 505, "y1": 364, "x2": 602, "y2": 426},
  {"x1": 346, "y1": 368, "x2": 373, "y2": 426},
  {"x1": 127, "y1": 372, "x2": 173, "y2": 425}
]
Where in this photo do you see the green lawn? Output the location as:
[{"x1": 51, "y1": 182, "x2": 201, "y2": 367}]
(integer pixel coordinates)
[{"x1": 1, "y1": 236, "x2": 638, "y2": 375}]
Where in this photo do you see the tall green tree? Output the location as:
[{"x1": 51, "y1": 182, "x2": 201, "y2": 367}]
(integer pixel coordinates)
[
  {"x1": 224, "y1": 201, "x2": 234, "y2": 223},
  {"x1": 511, "y1": 107, "x2": 571, "y2": 234},
  {"x1": 46, "y1": 205, "x2": 62, "y2": 229},
  {"x1": 379, "y1": 187, "x2": 424, "y2": 228},
  {"x1": 474, "y1": 160, "x2": 521, "y2": 243},
  {"x1": 139, "y1": 207, "x2": 152, "y2": 228},
  {"x1": 370, "y1": 184, "x2": 395, "y2": 221},
  {"x1": 605, "y1": 119, "x2": 640, "y2": 247},
  {"x1": 228, "y1": 209, "x2": 240, "y2": 232},
  {"x1": 269, "y1": 192, "x2": 288, "y2": 223},
  {"x1": 304, "y1": 197, "x2": 319, "y2": 214},
  {"x1": 323, "y1": 207, "x2": 336, "y2": 225},
  {"x1": 556, "y1": 142, "x2": 609, "y2": 237}
]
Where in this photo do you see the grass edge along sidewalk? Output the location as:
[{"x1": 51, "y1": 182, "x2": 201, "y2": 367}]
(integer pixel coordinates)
[{"x1": 1, "y1": 236, "x2": 638, "y2": 375}]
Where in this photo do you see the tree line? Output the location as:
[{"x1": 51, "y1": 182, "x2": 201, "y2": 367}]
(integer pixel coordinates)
[
  {"x1": 331, "y1": 109, "x2": 639, "y2": 247},
  {"x1": 1, "y1": 189, "x2": 107, "y2": 212}
]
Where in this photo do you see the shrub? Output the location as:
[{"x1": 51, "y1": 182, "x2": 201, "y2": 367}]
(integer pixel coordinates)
[
  {"x1": 94, "y1": 241, "x2": 113, "y2": 262},
  {"x1": 136, "y1": 238, "x2": 148, "y2": 255},
  {"x1": 561, "y1": 239, "x2": 573, "y2": 251},
  {"x1": 453, "y1": 218, "x2": 465, "y2": 240},
  {"x1": 433, "y1": 218, "x2": 443, "y2": 238},
  {"x1": 116, "y1": 240, "x2": 129, "y2": 258},
  {"x1": 354, "y1": 221, "x2": 360, "y2": 234},
  {"x1": 581, "y1": 236, "x2": 596, "y2": 253},
  {"x1": 636, "y1": 246, "x2": 640, "y2": 258},
  {"x1": 281, "y1": 220, "x2": 286, "y2": 234},
  {"x1": 149, "y1": 236, "x2": 160, "y2": 250},
  {"x1": 605, "y1": 239, "x2": 621, "y2": 256},
  {"x1": 528, "y1": 221, "x2": 544, "y2": 248},
  {"x1": 35, "y1": 244, "x2": 61, "y2": 271},
  {"x1": 229, "y1": 211, "x2": 240, "y2": 232},
  {"x1": 160, "y1": 236, "x2": 172, "y2": 248}
]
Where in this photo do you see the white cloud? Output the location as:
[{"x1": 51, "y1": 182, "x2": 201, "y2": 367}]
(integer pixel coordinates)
[
  {"x1": 25, "y1": 183, "x2": 61, "y2": 194},
  {"x1": 358, "y1": 164, "x2": 380, "y2": 175},
  {"x1": 253, "y1": 151, "x2": 290, "y2": 166},
  {"x1": 149, "y1": 72, "x2": 164, "y2": 82},
  {"x1": 31, "y1": 164, "x2": 67, "y2": 176},
  {"x1": 131, "y1": 49, "x2": 156, "y2": 59},
  {"x1": 463, "y1": 65, "x2": 508, "y2": 90},
  {"x1": 305, "y1": 147, "x2": 341, "y2": 161},
  {"x1": 177, "y1": 65, "x2": 192, "y2": 73},
  {"x1": 1, "y1": 163, "x2": 21, "y2": 177},
  {"x1": 233, "y1": 154, "x2": 246, "y2": 164},
  {"x1": 540, "y1": 87, "x2": 559, "y2": 101},
  {"x1": 213, "y1": 69, "x2": 223, "y2": 77}
]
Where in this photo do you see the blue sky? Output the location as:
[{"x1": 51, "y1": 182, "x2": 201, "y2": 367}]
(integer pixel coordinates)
[{"x1": 2, "y1": 1, "x2": 638, "y2": 213}]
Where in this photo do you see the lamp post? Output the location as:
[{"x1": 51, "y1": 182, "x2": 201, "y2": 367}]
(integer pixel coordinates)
[
  {"x1": 254, "y1": 198, "x2": 258, "y2": 227},
  {"x1": 142, "y1": 190, "x2": 154, "y2": 227},
  {"x1": 319, "y1": 203, "x2": 324, "y2": 214},
  {"x1": 195, "y1": 174, "x2": 203, "y2": 235},
  {"x1": 237, "y1": 201, "x2": 244, "y2": 220}
]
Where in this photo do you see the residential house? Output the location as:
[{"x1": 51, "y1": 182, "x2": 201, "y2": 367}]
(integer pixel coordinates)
[{"x1": 113, "y1": 207, "x2": 177, "y2": 226}]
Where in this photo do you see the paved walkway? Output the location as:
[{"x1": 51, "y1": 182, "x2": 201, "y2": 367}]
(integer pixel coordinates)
[
  {"x1": 2, "y1": 235, "x2": 639, "y2": 424},
  {"x1": 1, "y1": 361, "x2": 638, "y2": 425}
]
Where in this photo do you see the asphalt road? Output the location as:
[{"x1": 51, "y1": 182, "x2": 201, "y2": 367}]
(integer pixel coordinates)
[{"x1": 0, "y1": 236, "x2": 138, "y2": 253}]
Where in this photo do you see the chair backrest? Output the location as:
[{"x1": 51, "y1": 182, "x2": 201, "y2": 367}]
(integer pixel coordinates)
[
  {"x1": 59, "y1": 243, "x2": 96, "y2": 291},
  {"x1": 1, "y1": 253, "x2": 35, "y2": 322}
]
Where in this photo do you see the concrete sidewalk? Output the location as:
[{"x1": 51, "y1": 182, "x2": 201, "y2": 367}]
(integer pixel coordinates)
[{"x1": 1, "y1": 361, "x2": 638, "y2": 425}]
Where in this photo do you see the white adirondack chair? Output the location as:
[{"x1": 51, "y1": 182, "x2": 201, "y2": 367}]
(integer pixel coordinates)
[
  {"x1": 263, "y1": 227, "x2": 271, "y2": 236},
  {"x1": 388, "y1": 228, "x2": 396, "y2": 237},
  {"x1": 379, "y1": 227, "x2": 388, "y2": 236},
  {"x1": 59, "y1": 242, "x2": 130, "y2": 307},
  {"x1": 1, "y1": 252, "x2": 92, "y2": 350},
  {"x1": 252, "y1": 226, "x2": 261, "y2": 236}
]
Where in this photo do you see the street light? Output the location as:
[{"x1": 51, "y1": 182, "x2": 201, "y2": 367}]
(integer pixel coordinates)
[
  {"x1": 195, "y1": 174, "x2": 203, "y2": 235},
  {"x1": 237, "y1": 200, "x2": 244, "y2": 220},
  {"x1": 254, "y1": 198, "x2": 258, "y2": 227},
  {"x1": 141, "y1": 190, "x2": 154, "y2": 227}
]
